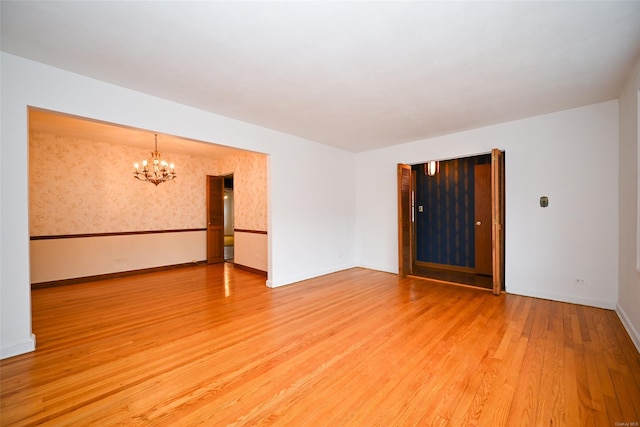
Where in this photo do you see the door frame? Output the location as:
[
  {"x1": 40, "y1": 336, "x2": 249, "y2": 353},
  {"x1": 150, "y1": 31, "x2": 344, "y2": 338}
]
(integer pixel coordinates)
[
  {"x1": 397, "y1": 164, "x2": 414, "y2": 277},
  {"x1": 398, "y1": 149, "x2": 505, "y2": 294},
  {"x1": 491, "y1": 149, "x2": 505, "y2": 295},
  {"x1": 222, "y1": 174, "x2": 234, "y2": 261}
]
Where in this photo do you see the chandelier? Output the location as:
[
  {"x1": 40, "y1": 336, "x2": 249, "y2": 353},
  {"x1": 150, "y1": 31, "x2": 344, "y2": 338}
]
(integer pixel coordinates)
[{"x1": 133, "y1": 134, "x2": 176, "y2": 186}]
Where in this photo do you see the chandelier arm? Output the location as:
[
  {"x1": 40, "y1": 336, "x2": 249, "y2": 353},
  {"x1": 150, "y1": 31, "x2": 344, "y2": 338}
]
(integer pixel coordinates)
[{"x1": 133, "y1": 134, "x2": 176, "y2": 186}]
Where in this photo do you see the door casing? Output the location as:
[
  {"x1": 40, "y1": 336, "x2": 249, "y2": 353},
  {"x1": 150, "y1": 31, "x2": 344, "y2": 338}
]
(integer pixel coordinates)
[{"x1": 398, "y1": 149, "x2": 505, "y2": 294}]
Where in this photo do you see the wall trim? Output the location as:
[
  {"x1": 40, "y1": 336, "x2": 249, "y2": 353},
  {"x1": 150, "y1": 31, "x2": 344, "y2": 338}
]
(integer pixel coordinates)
[
  {"x1": 267, "y1": 264, "x2": 357, "y2": 288},
  {"x1": 233, "y1": 263, "x2": 267, "y2": 277},
  {"x1": 30, "y1": 228, "x2": 206, "y2": 240},
  {"x1": 1, "y1": 334, "x2": 36, "y2": 360},
  {"x1": 234, "y1": 229, "x2": 268, "y2": 235},
  {"x1": 506, "y1": 286, "x2": 616, "y2": 310},
  {"x1": 616, "y1": 303, "x2": 640, "y2": 353},
  {"x1": 31, "y1": 260, "x2": 207, "y2": 288}
]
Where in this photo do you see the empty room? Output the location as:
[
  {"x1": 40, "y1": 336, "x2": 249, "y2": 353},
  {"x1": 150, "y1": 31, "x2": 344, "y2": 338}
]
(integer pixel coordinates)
[{"x1": 1, "y1": 2, "x2": 640, "y2": 425}]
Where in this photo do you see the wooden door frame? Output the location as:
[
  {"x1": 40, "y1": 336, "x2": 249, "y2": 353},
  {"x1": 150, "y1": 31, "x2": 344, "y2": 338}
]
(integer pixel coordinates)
[
  {"x1": 491, "y1": 149, "x2": 505, "y2": 295},
  {"x1": 397, "y1": 164, "x2": 414, "y2": 277},
  {"x1": 397, "y1": 150, "x2": 505, "y2": 294},
  {"x1": 222, "y1": 174, "x2": 234, "y2": 262}
]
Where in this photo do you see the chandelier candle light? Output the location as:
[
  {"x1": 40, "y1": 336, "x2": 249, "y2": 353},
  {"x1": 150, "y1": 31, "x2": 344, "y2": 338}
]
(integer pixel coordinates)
[{"x1": 133, "y1": 134, "x2": 176, "y2": 186}]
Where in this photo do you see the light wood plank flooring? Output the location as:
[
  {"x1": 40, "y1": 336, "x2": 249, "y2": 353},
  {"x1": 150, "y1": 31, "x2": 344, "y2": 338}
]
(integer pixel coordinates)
[{"x1": 1, "y1": 265, "x2": 639, "y2": 426}]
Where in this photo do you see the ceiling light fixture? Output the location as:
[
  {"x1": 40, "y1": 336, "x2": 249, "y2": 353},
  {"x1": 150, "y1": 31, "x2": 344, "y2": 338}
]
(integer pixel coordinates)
[
  {"x1": 425, "y1": 160, "x2": 439, "y2": 177},
  {"x1": 133, "y1": 134, "x2": 176, "y2": 186}
]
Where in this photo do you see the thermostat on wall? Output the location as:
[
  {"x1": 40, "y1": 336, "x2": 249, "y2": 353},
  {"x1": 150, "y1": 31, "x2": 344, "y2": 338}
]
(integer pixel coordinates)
[{"x1": 540, "y1": 196, "x2": 549, "y2": 208}]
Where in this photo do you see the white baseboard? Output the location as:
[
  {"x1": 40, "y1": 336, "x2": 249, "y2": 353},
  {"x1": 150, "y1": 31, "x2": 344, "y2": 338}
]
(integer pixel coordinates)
[
  {"x1": 1, "y1": 334, "x2": 36, "y2": 360},
  {"x1": 506, "y1": 287, "x2": 616, "y2": 310},
  {"x1": 356, "y1": 263, "x2": 397, "y2": 275},
  {"x1": 266, "y1": 263, "x2": 357, "y2": 288},
  {"x1": 616, "y1": 304, "x2": 640, "y2": 353}
]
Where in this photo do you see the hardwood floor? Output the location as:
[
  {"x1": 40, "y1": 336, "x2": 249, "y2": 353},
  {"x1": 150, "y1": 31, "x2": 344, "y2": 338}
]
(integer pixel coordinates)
[
  {"x1": 410, "y1": 264, "x2": 494, "y2": 290},
  {"x1": 1, "y1": 265, "x2": 639, "y2": 426}
]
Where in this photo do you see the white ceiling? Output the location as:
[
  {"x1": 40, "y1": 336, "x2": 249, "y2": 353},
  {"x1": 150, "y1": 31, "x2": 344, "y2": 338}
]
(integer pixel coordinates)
[{"x1": 3, "y1": 1, "x2": 640, "y2": 153}]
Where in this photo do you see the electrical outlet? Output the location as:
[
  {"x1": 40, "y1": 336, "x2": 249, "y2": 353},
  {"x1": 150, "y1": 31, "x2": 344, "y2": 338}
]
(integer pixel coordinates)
[{"x1": 575, "y1": 278, "x2": 586, "y2": 284}]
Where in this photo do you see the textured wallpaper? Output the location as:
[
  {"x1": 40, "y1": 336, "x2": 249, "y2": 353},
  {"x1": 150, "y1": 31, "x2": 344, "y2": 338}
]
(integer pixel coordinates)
[
  {"x1": 414, "y1": 154, "x2": 491, "y2": 267},
  {"x1": 219, "y1": 151, "x2": 268, "y2": 232},
  {"x1": 29, "y1": 133, "x2": 267, "y2": 236}
]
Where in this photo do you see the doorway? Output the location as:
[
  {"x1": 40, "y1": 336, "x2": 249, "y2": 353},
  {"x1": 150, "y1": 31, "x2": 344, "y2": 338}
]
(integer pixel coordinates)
[
  {"x1": 223, "y1": 175, "x2": 234, "y2": 262},
  {"x1": 207, "y1": 174, "x2": 236, "y2": 264},
  {"x1": 398, "y1": 149, "x2": 505, "y2": 294}
]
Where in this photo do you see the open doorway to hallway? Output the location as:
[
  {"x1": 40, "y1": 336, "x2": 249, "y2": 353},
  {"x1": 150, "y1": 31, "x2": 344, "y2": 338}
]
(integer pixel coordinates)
[
  {"x1": 412, "y1": 154, "x2": 492, "y2": 290},
  {"x1": 224, "y1": 175, "x2": 234, "y2": 262},
  {"x1": 398, "y1": 150, "x2": 505, "y2": 293}
]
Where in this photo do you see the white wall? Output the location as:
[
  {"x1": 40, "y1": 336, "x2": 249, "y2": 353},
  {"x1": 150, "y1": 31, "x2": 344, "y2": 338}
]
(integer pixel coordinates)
[
  {"x1": 356, "y1": 101, "x2": 619, "y2": 310},
  {"x1": 268, "y1": 141, "x2": 356, "y2": 287},
  {"x1": 618, "y1": 55, "x2": 640, "y2": 351},
  {"x1": 0, "y1": 53, "x2": 357, "y2": 359}
]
